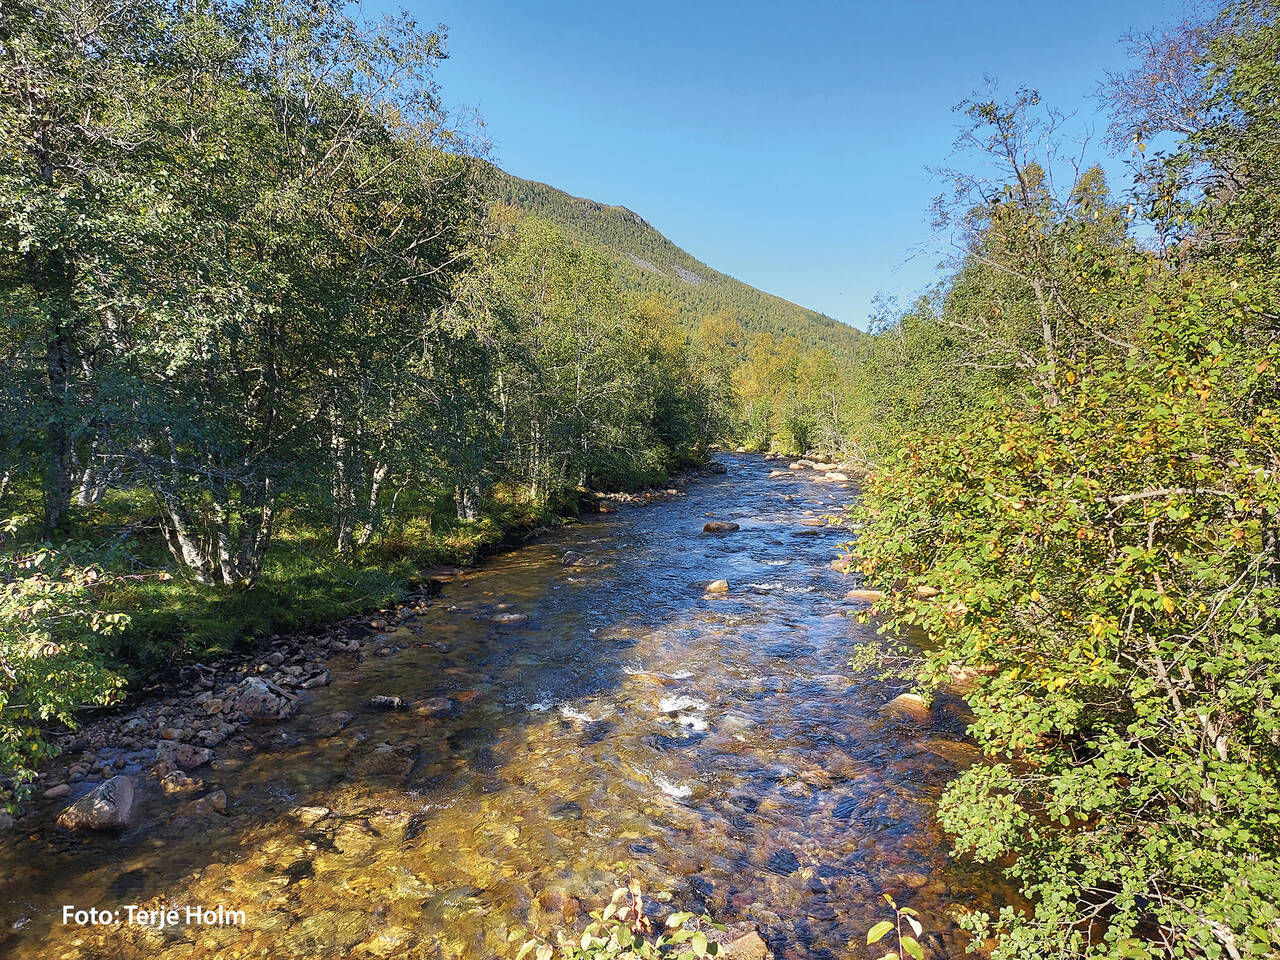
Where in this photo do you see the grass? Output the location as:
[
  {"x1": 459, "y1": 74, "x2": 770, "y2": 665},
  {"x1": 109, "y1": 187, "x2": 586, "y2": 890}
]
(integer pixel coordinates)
[{"x1": 4, "y1": 482, "x2": 574, "y2": 689}]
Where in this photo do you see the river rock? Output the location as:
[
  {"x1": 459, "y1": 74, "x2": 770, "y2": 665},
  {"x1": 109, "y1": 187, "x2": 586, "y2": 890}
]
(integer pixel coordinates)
[
  {"x1": 160, "y1": 770, "x2": 204, "y2": 795},
  {"x1": 294, "y1": 805, "x2": 332, "y2": 826},
  {"x1": 313, "y1": 711, "x2": 354, "y2": 737},
  {"x1": 156, "y1": 741, "x2": 214, "y2": 769},
  {"x1": 121, "y1": 717, "x2": 149, "y2": 736},
  {"x1": 881, "y1": 693, "x2": 931, "y2": 722},
  {"x1": 231, "y1": 676, "x2": 296, "y2": 722},
  {"x1": 298, "y1": 668, "x2": 331, "y2": 689},
  {"x1": 42, "y1": 783, "x2": 71, "y2": 800},
  {"x1": 369, "y1": 695, "x2": 406, "y2": 710},
  {"x1": 57, "y1": 776, "x2": 135, "y2": 830},
  {"x1": 487, "y1": 612, "x2": 530, "y2": 626},
  {"x1": 202, "y1": 698, "x2": 225, "y2": 715},
  {"x1": 180, "y1": 790, "x2": 227, "y2": 817},
  {"x1": 844, "y1": 588, "x2": 884, "y2": 602},
  {"x1": 723, "y1": 930, "x2": 772, "y2": 960},
  {"x1": 414, "y1": 697, "x2": 452, "y2": 718},
  {"x1": 703, "y1": 521, "x2": 740, "y2": 533},
  {"x1": 0, "y1": 811, "x2": 14, "y2": 832},
  {"x1": 562, "y1": 551, "x2": 601, "y2": 567},
  {"x1": 705, "y1": 579, "x2": 730, "y2": 594}
]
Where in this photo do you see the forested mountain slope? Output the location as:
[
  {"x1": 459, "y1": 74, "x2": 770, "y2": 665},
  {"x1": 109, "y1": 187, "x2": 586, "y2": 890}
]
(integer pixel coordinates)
[{"x1": 488, "y1": 167, "x2": 864, "y2": 358}]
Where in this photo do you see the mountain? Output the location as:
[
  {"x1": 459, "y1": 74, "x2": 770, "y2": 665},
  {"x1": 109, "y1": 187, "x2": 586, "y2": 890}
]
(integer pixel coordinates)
[{"x1": 487, "y1": 167, "x2": 864, "y2": 359}]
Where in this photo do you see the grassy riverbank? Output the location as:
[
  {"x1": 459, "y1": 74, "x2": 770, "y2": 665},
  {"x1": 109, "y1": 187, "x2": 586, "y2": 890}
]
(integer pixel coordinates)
[{"x1": 4, "y1": 482, "x2": 577, "y2": 690}]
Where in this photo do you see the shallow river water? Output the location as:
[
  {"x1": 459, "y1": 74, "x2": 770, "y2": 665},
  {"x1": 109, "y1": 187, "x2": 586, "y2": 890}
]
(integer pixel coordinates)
[{"x1": 0, "y1": 455, "x2": 1008, "y2": 959}]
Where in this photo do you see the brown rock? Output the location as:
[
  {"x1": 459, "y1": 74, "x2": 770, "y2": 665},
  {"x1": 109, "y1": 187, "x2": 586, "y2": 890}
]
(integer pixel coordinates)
[
  {"x1": 57, "y1": 776, "x2": 135, "y2": 830},
  {"x1": 180, "y1": 790, "x2": 227, "y2": 817},
  {"x1": 155, "y1": 741, "x2": 214, "y2": 769},
  {"x1": 230, "y1": 676, "x2": 296, "y2": 722},
  {"x1": 414, "y1": 697, "x2": 452, "y2": 718},
  {"x1": 703, "y1": 521, "x2": 740, "y2": 533},
  {"x1": 844, "y1": 588, "x2": 884, "y2": 602},
  {"x1": 487, "y1": 612, "x2": 530, "y2": 626},
  {"x1": 42, "y1": 783, "x2": 71, "y2": 800},
  {"x1": 723, "y1": 930, "x2": 772, "y2": 960},
  {"x1": 160, "y1": 771, "x2": 204, "y2": 795},
  {"x1": 881, "y1": 692, "x2": 931, "y2": 722}
]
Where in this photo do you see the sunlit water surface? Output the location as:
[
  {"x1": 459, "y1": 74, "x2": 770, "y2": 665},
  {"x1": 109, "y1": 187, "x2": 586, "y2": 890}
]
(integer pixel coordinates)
[{"x1": 0, "y1": 455, "x2": 1009, "y2": 959}]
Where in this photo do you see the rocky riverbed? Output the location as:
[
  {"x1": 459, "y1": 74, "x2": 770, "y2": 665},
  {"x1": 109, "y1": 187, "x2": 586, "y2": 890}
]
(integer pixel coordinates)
[{"x1": 0, "y1": 454, "x2": 1009, "y2": 960}]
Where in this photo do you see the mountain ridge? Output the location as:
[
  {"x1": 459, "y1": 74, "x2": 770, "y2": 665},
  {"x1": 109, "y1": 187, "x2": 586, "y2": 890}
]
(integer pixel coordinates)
[{"x1": 486, "y1": 165, "x2": 864, "y2": 359}]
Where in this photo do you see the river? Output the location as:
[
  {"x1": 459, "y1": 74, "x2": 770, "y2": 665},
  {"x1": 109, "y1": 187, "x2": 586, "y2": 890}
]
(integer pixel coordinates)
[{"x1": 0, "y1": 454, "x2": 1008, "y2": 959}]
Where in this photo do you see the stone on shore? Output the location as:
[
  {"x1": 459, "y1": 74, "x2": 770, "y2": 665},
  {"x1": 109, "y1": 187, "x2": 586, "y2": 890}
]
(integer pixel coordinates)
[
  {"x1": 231, "y1": 676, "x2": 297, "y2": 722},
  {"x1": 57, "y1": 776, "x2": 135, "y2": 830}
]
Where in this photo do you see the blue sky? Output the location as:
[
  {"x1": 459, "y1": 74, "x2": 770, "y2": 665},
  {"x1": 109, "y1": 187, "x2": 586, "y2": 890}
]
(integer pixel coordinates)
[{"x1": 390, "y1": 0, "x2": 1177, "y2": 330}]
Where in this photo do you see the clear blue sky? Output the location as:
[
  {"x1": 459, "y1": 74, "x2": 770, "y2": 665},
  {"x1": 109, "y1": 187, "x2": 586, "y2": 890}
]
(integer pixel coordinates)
[{"x1": 387, "y1": 0, "x2": 1176, "y2": 330}]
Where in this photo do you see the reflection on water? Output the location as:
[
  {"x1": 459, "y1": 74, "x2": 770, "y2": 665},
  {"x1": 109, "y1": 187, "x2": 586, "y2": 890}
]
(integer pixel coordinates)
[{"x1": 0, "y1": 455, "x2": 1009, "y2": 959}]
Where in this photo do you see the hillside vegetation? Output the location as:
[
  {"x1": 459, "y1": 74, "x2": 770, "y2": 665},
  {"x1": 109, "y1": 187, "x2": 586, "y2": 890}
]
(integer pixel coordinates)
[{"x1": 489, "y1": 167, "x2": 864, "y2": 360}]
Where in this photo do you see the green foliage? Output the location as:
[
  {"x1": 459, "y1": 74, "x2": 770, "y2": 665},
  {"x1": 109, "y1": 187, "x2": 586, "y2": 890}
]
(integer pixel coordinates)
[
  {"x1": 866, "y1": 894, "x2": 928, "y2": 960},
  {"x1": 849, "y1": 8, "x2": 1280, "y2": 955},
  {"x1": 0, "y1": 525, "x2": 127, "y2": 806},
  {"x1": 0, "y1": 0, "x2": 721, "y2": 790},
  {"x1": 515, "y1": 881, "x2": 723, "y2": 960}
]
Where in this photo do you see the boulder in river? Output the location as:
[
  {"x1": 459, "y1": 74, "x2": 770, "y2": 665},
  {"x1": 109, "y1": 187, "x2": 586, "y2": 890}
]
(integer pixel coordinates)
[
  {"x1": 881, "y1": 692, "x2": 931, "y2": 722},
  {"x1": 231, "y1": 676, "x2": 296, "y2": 722},
  {"x1": 704, "y1": 579, "x2": 730, "y2": 594},
  {"x1": 562, "y1": 551, "x2": 601, "y2": 567},
  {"x1": 369, "y1": 695, "x2": 406, "y2": 710},
  {"x1": 57, "y1": 776, "x2": 135, "y2": 830},
  {"x1": 703, "y1": 521, "x2": 740, "y2": 533}
]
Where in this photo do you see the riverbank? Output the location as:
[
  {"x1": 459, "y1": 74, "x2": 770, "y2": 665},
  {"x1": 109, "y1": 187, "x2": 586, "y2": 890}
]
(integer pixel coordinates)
[
  {"x1": 0, "y1": 454, "x2": 1008, "y2": 960},
  {"x1": 3, "y1": 462, "x2": 731, "y2": 831}
]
